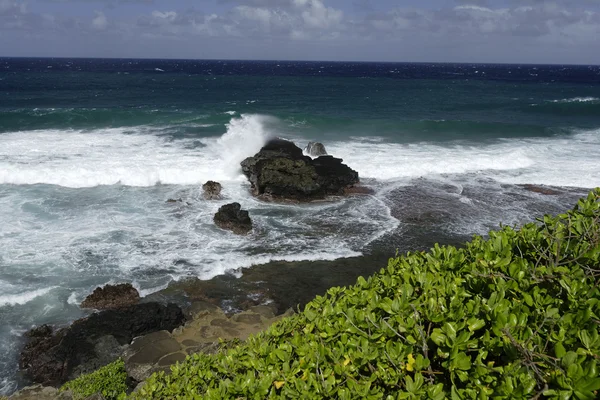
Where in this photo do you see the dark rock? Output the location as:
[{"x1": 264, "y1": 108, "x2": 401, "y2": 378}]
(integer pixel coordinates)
[
  {"x1": 80, "y1": 284, "x2": 140, "y2": 311},
  {"x1": 19, "y1": 302, "x2": 185, "y2": 387},
  {"x1": 304, "y1": 142, "x2": 328, "y2": 157},
  {"x1": 202, "y1": 181, "x2": 222, "y2": 200},
  {"x1": 213, "y1": 202, "x2": 252, "y2": 234},
  {"x1": 166, "y1": 198, "x2": 181, "y2": 203},
  {"x1": 69, "y1": 335, "x2": 126, "y2": 378},
  {"x1": 344, "y1": 185, "x2": 375, "y2": 196},
  {"x1": 241, "y1": 138, "x2": 359, "y2": 202},
  {"x1": 521, "y1": 184, "x2": 562, "y2": 195}
]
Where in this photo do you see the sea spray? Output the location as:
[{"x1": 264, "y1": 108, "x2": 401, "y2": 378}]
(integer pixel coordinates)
[{"x1": 213, "y1": 114, "x2": 273, "y2": 179}]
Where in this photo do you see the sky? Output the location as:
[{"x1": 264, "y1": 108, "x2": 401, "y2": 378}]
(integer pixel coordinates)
[{"x1": 1, "y1": 0, "x2": 599, "y2": 64}]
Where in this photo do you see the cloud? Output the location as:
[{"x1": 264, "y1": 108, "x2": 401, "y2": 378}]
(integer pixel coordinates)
[
  {"x1": 92, "y1": 11, "x2": 108, "y2": 30},
  {"x1": 0, "y1": 0, "x2": 26, "y2": 16},
  {"x1": 2, "y1": 0, "x2": 600, "y2": 63}
]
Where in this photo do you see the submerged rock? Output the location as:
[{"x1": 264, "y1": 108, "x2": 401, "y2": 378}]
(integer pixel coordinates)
[
  {"x1": 241, "y1": 139, "x2": 359, "y2": 202},
  {"x1": 19, "y1": 302, "x2": 185, "y2": 387},
  {"x1": 202, "y1": 181, "x2": 222, "y2": 200},
  {"x1": 304, "y1": 142, "x2": 328, "y2": 157},
  {"x1": 521, "y1": 184, "x2": 562, "y2": 195},
  {"x1": 80, "y1": 283, "x2": 140, "y2": 311},
  {"x1": 214, "y1": 203, "x2": 252, "y2": 235}
]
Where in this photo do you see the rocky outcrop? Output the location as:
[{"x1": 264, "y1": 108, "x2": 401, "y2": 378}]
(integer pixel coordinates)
[
  {"x1": 213, "y1": 203, "x2": 252, "y2": 234},
  {"x1": 19, "y1": 303, "x2": 185, "y2": 387},
  {"x1": 124, "y1": 302, "x2": 294, "y2": 384},
  {"x1": 202, "y1": 181, "x2": 222, "y2": 200},
  {"x1": 8, "y1": 384, "x2": 73, "y2": 400},
  {"x1": 241, "y1": 139, "x2": 359, "y2": 202},
  {"x1": 80, "y1": 284, "x2": 140, "y2": 311},
  {"x1": 304, "y1": 142, "x2": 327, "y2": 157}
]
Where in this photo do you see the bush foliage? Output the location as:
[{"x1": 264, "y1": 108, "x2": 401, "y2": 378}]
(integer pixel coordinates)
[
  {"x1": 60, "y1": 359, "x2": 127, "y2": 400},
  {"x1": 133, "y1": 190, "x2": 600, "y2": 399}
]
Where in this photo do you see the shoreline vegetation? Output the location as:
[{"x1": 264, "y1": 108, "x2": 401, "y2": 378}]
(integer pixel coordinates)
[{"x1": 10, "y1": 188, "x2": 599, "y2": 399}]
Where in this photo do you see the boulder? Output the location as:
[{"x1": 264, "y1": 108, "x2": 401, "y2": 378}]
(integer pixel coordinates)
[
  {"x1": 241, "y1": 139, "x2": 359, "y2": 202},
  {"x1": 80, "y1": 284, "x2": 140, "y2": 311},
  {"x1": 304, "y1": 142, "x2": 328, "y2": 157},
  {"x1": 213, "y1": 203, "x2": 252, "y2": 235},
  {"x1": 19, "y1": 302, "x2": 185, "y2": 387},
  {"x1": 202, "y1": 181, "x2": 222, "y2": 200}
]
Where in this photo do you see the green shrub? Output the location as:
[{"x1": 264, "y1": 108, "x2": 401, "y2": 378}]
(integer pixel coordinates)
[
  {"x1": 61, "y1": 359, "x2": 127, "y2": 400},
  {"x1": 133, "y1": 189, "x2": 600, "y2": 399}
]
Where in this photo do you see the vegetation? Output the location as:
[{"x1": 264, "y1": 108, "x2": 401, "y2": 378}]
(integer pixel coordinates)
[
  {"x1": 60, "y1": 359, "x2": 127, "y2": 400},
  {"x1": 130, "y1": 189, "x2": 600, "y2": 399}
]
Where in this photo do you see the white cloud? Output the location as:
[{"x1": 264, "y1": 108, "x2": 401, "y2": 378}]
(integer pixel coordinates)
[
  {"x1": 92, "y1": 11, "x2": 107, "y2": 30},
  {"x1": 4, "y1": 0, "x2": 600, "y2": 63},
  {"x1": 296, "y1": 0, "x2": 343, "y2": 29},
  {"x1": 0, "y1": 0, "x2": 26, "y2": 15},
  {"x1": 152, "y1": 11, "x2": 177, "y2": 22}
]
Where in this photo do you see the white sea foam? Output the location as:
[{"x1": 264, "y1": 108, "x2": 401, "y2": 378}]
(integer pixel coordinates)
[
  {"x1": 67, "y1": 292, "x2": 79, "y2": 305},
  {"x1": 327, "y1": 129, "x2": 600, "y2": 188},
  {"x1": 0, "y1": 114, "x2": 270, "y2": 187},
  {"x1": 0, "y1": 287, "x2": 56, "y2": 307},
  {"x1": 550, "y1": 97, "x2": 599, "y2": 103}
]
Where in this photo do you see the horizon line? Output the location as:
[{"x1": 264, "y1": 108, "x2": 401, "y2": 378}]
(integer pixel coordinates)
[{"x1": 1, "y1": 55, "x2": 598, "y2": 67}]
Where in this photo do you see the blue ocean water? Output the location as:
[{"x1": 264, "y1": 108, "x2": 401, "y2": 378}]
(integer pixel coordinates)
[{"x1": 1, "y1": 58, "x2": 600, "y2": 394}]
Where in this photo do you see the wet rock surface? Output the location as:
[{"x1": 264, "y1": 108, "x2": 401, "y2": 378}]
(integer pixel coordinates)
[
  {"x1": 80, "y1": 284, "x2": 140, "y2": 311},
  {"x1": 19, "y1": 303, "x2": 185, "y2": 387},
  {"x1": 213, "y1": 202, "x2": 252, "y2": 234},
  {"x1": 241, "y1": 138, "x2": 359, "y2": 202},
  {"x1": 521, "y1": 184, "x2": 563, "y2": 195},
  {"x1": 124, "y1": 302, "x2": 294, "y2": 384},
  {"x1": 202, "y1": 181, "x2": 222, "y2": 200},
  {"x1": 7, "y1": 385, "x2": 72, "y2": 400}
]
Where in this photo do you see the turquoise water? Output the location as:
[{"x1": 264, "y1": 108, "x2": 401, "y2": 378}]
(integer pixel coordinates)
[{"x1": 1, "y1": 59, "x2": 600, "y2": 394}]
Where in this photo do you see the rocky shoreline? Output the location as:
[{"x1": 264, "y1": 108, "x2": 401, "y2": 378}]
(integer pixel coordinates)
[
  {"x1": 6, "y1": 138, "x2": 591, "y2": 398},
  {"x1": 10, "y1": 292, "x2": 294, "y2": 400}
]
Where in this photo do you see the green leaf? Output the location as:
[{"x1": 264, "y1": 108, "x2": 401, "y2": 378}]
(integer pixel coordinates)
[
  {"x1": 579, "y1": 377, "x2": 600, "y2": 392},
  {"x1": 467, "y1": 318, "x2": 485, "y2": 332},
  {"x1": 430, "y1": 329, "x2": 446, "y2": 346},
  {"x1": 555, "y1": 342, "x2": 567, "y2": 358}
]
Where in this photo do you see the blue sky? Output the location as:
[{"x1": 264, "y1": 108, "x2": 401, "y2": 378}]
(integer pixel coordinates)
[{"x1": 1, "y1": 0, "x2": 599, "y2": 64}]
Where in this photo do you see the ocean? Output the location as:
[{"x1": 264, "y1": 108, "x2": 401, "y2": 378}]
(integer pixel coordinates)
[{"x1": 1, "y1": 58, "x2": 599, "y2": 394}]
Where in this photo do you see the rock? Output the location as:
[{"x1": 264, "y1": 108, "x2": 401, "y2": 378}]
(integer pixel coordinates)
[
  {"x1": 344, "y1": 185, "x2": 375, "y2": 196},
  {"x1": 8, "y1": 384, "x2": 72, "y2": 400},
  {"x1": 304, "y1": 142, "x2": 328, "y2": 157},
  {"x1": 166, "y1": 198, "x2": 182, "y2": 203},
  {"x1": 20, "y1": 302, "x2": 185, "y2": 387},
  {"x1": 241, "y1": 138, "x2": 359, "y2": 202},
  {"x1": 213, "y1": 203, "x2": 252, "y2": 234},
  {"x1": 69, "y1": 335, "x2": 126, "y2": 379},
  {"x1": 202, "y1": 181, "x2": 222, "y2": 200},
  {"x1": 80, "y1": 284, "x2": 140, "y2": 311},
  {"x1": 123, "y1": 331, "x2": 183, "y2": 382},
  {"x1": 521, "y1": 184, "x2": 562, "y2": 195}
]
